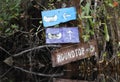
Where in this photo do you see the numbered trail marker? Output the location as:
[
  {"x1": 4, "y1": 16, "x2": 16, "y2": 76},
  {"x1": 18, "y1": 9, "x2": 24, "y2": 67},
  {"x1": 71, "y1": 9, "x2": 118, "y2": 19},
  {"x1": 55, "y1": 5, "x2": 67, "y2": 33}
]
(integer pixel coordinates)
[
  {"x1": 46, "y1": 27, "x2": 80, "y2": 44},
  {"x1": 41, "y1": 7, "x2": 76, "y2": 27},
  {"x1": 51, "y1": 40, "x2": 98, "y2": 67}
]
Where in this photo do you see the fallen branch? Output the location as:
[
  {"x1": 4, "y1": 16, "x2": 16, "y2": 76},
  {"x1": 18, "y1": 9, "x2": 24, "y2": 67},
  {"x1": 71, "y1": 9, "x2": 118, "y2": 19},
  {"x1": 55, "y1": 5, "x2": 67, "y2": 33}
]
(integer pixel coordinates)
[
  {"x1": 14, "y1": 66, "x2": 63, "y2": 77},
  {"x1": 0, "y1": 67, "x2": 13, "y2": 79},
  {"x1": 13, "y1": 45, "x2": 61, "y2": 57}
]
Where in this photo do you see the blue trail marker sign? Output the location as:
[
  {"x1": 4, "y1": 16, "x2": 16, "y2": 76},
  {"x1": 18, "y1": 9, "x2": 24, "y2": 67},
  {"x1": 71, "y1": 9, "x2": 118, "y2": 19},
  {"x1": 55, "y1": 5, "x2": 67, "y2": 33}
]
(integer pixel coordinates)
[
  {"x1": 41, "y1": 7, "x2": 77, "y2": 27},
  {"x1": 46, "y1": 27, "x2": 80, "y2": 44}
]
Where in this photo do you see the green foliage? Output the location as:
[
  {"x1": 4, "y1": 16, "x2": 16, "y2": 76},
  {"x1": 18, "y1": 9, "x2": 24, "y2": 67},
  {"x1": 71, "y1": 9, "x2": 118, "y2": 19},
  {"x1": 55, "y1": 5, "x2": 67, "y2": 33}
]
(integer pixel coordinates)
[
  {"x1": 117, "y1": 52, "x2": 120, "y2": 57},
  {"x1": 0, "y1": 0, "x2": 21, "y2": 36},
  {"x1": 105, "y1": 0, "x2": 114, "y2": 7},
  {"x1": 79, "y1": 1, "x2": 95, "y2": 42},
  {"x1": 79, "y1": 2, "x2": 92, "y2": 19},
  {"x1": 102, "y1": 23, "x2": 110, "y2": 42},
  {"x1": 103, "y1": 52, "x2": 107, "y2": 57},
  {"x1": 48, "y1": 0, "x2": 56, "y2": 9}
]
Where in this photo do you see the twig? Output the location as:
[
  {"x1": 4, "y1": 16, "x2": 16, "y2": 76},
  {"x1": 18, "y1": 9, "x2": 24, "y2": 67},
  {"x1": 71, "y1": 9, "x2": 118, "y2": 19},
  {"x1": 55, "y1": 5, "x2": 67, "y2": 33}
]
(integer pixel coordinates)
[
  {"x1": 36, "y1": 1, "x2": 47, "y2": 10},
  {"x1": 16, "y1": 30, "x2": 30, "y2": 34},
  {"x1": 14, "y1": 66, "x2": 63, "y2": 77},
  {"x1": 110, "y1": 76, "x2": 117, "y2": 82},
  {"x1": 0, "y1": 67, "x2": 13, "y2": 78},
  {"x1": 30, "y1": 18, "x2": 41, "y2": 20},
  {"x1": 103, "y1": 55, "x2": 117, "y2": 68},
  {"x1": 108, "y1": 55, "x2": 117, "y2": 63},
  {"x1": 0, "y1": 46, "x2": 11, "y2": 56},
  {"x1": 31, "y1": 24, "x2": 38, "y2": 28},
  {"x1": 93, "y1": 0, "x2": 98, "y2": 22},
  {"x1": 13, "y1": 45, "x2": 61, "y2": 57}
]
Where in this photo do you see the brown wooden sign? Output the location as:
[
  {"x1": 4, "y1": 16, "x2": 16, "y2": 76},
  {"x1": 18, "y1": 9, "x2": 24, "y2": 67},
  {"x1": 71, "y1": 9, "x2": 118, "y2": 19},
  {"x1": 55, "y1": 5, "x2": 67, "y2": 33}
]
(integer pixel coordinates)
[
  {"x1": 53, "y1": 78, "x2": 95, "y2": 82},
  {"x1": 52, "y1": 40, "x2": 98, "y2": 67}
]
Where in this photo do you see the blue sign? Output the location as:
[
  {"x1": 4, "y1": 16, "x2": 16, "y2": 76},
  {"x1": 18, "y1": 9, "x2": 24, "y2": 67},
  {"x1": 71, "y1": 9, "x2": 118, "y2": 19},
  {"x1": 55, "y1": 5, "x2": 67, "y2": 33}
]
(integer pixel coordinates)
[
  {"x1": 46, "y1": 27, "x2": 80, "y2": 44},
  {"x1": 41, "y1": 7, "x2": 77, "y2": 27}
]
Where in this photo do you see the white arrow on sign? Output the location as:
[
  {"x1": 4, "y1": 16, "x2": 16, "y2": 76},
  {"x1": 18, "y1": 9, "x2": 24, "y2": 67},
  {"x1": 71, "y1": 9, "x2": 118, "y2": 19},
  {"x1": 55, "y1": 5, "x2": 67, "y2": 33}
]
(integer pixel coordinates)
[
  {"x1": 63, "y1": 13, "x2": 71, "y2": 20},
  {"x1": 67, "y1": 30, "x2": 73, "y2": 40}
]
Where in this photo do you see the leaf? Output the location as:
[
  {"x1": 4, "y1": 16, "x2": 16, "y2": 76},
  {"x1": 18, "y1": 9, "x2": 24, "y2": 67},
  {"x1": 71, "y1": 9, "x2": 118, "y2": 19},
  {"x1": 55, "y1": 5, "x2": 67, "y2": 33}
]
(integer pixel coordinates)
[
  {"x1": 81, "y1": 16, "x2": 92, "y2": 19},
  {"x1": 108, "y1": 3, "x2": 114, "y2": 7},
  {"x1": 5, "y1": 28, "x2": 10, "y2": 33},
  {"x1": 103, "y1": 52, "x2": 107, "y2": 57},
  {"x1": 104, "y1": 23, "x2": 110, "y2": 42},
  {"x1": 11, "y1": 24, "x2": 19, "y2": 29},
  {"x1": 117, "y1": 52, "x2": 120, "y2": 57},
  {"x1": 89, "y1": 18, "x2": 94, "y2": 28},
  {"x1": 85, "y1": 3, "x2": 91, "y2": 16},
  {"x1": 82, "y1": 35, "x2": 90, "y2": 42},
  {"x1": 6, "y1": 0, "x2": 9, "y2": 3}
]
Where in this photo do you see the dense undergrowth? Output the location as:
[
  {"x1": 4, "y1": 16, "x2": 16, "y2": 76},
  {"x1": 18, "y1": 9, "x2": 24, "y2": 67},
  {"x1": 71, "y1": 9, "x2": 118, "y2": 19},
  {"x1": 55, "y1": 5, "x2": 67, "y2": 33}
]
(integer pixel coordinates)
[{"x1": 0, "y1": 0, "x2": 120, "y2": 82}]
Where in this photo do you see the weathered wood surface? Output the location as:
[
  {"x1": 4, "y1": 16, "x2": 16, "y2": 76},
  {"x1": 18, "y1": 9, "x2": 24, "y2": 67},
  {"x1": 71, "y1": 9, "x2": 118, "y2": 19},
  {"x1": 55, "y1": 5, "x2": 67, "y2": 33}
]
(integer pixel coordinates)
[{"x1": 52, "y1": 40, "x2": 98, "y2": 67}]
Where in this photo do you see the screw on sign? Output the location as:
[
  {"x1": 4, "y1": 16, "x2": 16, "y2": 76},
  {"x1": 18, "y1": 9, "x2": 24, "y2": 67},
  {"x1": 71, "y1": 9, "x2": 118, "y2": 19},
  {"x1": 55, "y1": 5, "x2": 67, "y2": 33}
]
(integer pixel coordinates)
[{"x1": 51, "y1": 40, "x2": 98, "y2": 67}]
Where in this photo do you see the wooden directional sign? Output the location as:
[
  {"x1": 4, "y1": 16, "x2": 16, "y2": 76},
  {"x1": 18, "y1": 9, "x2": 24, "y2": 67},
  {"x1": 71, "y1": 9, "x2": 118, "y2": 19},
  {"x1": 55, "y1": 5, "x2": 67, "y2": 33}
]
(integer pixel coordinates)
[
  {"x1": 53, "y1": 78, "x2": 95, "y2": 82},
  {"x1": 41, "y1": 7, "x2": 76, "y2": 27},
  {"x1": 46, "y1": 27, "x2": 80, "y2": 44},
  {"x1": 52, "y1": 40, "x2": 98, "y2": 67}
]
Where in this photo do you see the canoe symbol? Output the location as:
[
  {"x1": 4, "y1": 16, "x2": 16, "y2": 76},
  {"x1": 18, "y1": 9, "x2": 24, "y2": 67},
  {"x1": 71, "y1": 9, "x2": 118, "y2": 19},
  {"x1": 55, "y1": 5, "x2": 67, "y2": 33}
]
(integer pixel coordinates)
[
  {"x1": 44, "y1": 15, "x2": 57, "y2": 22},
  {"x1": 48, "y1": 33, "x2": 62, "y2": 39}
]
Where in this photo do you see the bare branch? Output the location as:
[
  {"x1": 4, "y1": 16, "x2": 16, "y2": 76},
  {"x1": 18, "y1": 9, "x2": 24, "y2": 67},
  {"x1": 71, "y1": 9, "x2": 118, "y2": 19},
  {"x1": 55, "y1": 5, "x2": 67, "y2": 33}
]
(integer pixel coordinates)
[
  {"x1": 93, "y1": 0, "x2": 98, "y2": 22},
  {"x1": 14, "y1": 66, "x2": 63, "y2": 77},
  {"x1": 0, "y1": 67, "x2": 13, "y2": 78},
  {"x1": 13, "y1": 45, "x2": 61, "y2": 57},
  {"x1": 0, "y1": 46, "x2": 11, "y2": 56}
]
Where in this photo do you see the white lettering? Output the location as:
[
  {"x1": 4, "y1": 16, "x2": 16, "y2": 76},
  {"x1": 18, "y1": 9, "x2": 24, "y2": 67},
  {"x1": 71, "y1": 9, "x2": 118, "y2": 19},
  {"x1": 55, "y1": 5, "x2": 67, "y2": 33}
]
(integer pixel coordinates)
[
  {"x1": 57, "y1": 54, "x2": 62, "y2": 63},
  {"x1": 71, "y1": 50, "x2": 75, "y2": 58},
  {"x1": 68, "y1": 52, "x2": 72, "y2": 58},
  {"x1": 75, "y1": 49, "x2": 79, "y2": 57},
  {"x1": 81, "y1": 47, "x2": 85, "y2": 55},
  {"x1": 78, "y1": 48, "x2": 82, "y2": 56},
  {"x1": 56, "y1": 47, "x2": 88, "y2": 63}
]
